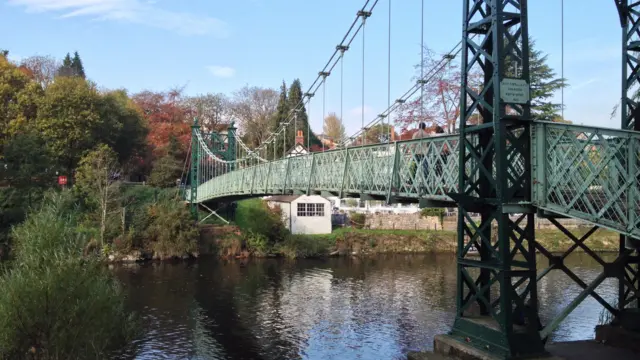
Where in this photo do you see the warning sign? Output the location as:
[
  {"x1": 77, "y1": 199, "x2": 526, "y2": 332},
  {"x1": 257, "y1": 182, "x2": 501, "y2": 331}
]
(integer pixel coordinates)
[{"x1": 500, "y1": 78, "x2": 530, "y2": 104}]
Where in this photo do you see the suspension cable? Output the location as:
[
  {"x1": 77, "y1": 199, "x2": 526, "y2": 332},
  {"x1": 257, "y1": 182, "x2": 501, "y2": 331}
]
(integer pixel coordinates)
[
  {"x1": 249, "y1": 0, "x2": 379, "y2": 153},
  {"x1": 561, "y1": 0, "x2": 564, "y2": 121},
  {"x1": 420, "y1": 0, "x2": 425, "y2": 125},
  {"x1": 340, "y1": 38, "x2": 467, "y2": 146},
  {"x1": 388, "y1": 0, "x2": 392, "y2": 142},
  {"x1": 362, "y1": 14, "x2": 367, "y2": 145},
  {"x1": 322, "y1": 75, "x2": 327, "y2": 152}
]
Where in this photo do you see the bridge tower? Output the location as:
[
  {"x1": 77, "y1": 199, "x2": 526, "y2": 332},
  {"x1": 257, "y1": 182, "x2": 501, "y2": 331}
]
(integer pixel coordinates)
[
  {"x1": 189, "y1": 119, "x2": 238, "y2": 219},
  {"x1": 451, "y1": 0, "x2": 545, "y2": 357},
  {"x1": 616, "y1": 0, "x2": 640, "y2": 332}
]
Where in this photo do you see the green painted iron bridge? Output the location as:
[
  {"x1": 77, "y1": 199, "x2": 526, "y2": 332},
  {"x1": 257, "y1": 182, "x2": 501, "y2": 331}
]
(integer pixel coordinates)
[{"x1": 186, "y1": 0, "x2": 640, "y2": 359}]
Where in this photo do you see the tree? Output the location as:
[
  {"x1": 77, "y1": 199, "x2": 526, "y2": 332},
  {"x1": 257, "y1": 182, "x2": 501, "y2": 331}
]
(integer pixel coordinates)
[
  {"x1": 148, "y1": 135, "x2": 183, "y2": 188},
  {"x1": 71, "y1": 51, "x2": 86, "y2": 78},
  {"x1": 19, "y1": 55, "x2": 59, "y2": 88},
  {"x1": 361, "y1": 123, "x2": 397, "y2": 145},
  {"x1": 323, "y1": 112, "x2": 346, "y2": 144},
  {"x1": 1, "y1": 132, "x2": 54, "y2": 189},
  {"x1": 505, "y1": 37, "x2": 567, "y2": 120},
  {"x1": 57, "y1": 53, "x2": 74, "y2": 77},
  {"x1": 0, "y1": 56, "x2": 43, "y2": 149},
  {"x1": 36, "y1": 76, "x2": 102, "y2": 174},
  {"x1": 266, "y1": 81, "x2": 291, "y2": 158},
  {"x1": 229, "y1": 85, "x2": 279, "y2": 148},
  {"x1": 0, "y1": 49, "x2": 8, "y2": 57},
  {"x1": 75, "y1": 144, "x2": 121, "y2": 246},
  {"x1": 184, "y1": 93, "x2": 229, "y2": 133},
  {"x1": 396, "y1": 47, "x2": 475, "y2": 134},
  {"x1": 287, "y1": 79, "x2": 322, "y2": 149},
  {"x1": 97, "y1": 89, "x2": 148, "y2": 168},
  {"x1": 132, "y1": 89, "x2": 191, "y2": 161}
]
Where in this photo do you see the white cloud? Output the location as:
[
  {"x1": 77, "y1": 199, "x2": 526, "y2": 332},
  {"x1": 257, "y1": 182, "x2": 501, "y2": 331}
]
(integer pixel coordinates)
[
  {"x1": 7, "y1": 0, "x2": 229, "y2": 37},
  {"x1": 206, "y1": 65, "x2": 235, "y2": 78}
]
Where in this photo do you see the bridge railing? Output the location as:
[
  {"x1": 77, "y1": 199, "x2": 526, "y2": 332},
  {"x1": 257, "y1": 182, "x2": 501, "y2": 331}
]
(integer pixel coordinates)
[
  {"x1": 532, "y1": 121, "x2": 640, "y2": 238},
  {"x1": 195, "y1": 134, "x2": 462, "y2": 203}
]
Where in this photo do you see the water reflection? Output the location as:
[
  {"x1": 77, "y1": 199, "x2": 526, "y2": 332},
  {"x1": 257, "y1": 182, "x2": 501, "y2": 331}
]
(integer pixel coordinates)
[{"x1": 111, "y1": 253, "x2": 617, "y2": 359}]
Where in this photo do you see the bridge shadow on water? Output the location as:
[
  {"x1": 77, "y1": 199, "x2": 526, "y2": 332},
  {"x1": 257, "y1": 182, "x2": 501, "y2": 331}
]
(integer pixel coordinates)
[{"x1": 108, "y1": 253, "x2": 617, "y2": 360}]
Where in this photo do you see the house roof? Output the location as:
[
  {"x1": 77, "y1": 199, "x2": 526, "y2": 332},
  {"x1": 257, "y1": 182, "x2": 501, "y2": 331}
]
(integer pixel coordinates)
[{"x1": 265, "y1": 195, "x2": 301, "y2": 203}]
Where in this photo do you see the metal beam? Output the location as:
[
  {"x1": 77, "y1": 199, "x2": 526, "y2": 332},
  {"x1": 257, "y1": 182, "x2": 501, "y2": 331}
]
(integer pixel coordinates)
[{"x1": 451, "y1": 1, "x2": 545, "y2": 357}]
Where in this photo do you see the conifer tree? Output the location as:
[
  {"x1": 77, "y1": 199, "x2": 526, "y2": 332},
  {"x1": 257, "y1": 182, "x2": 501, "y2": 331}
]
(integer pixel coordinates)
[
  {"x1": 56, "y1": 53, "x2": 74, "y2": 77},
  {"x1": 287, "y1": 79, "x2": 321, "y2": 150},
  {"x1": 268, "y1": 81, "x2": 291, "y2": 159},
  {"x1": 71, "y1": 51, "x2": 86, "y2": 78}
]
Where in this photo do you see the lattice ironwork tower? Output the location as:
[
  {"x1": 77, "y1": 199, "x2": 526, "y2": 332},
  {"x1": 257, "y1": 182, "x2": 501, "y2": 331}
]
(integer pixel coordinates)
[
  {"x1": 451, "y1": 0, "x2": 545, "y2": 357},
  {"x1": 617, "y1": 0, "x2": 640, "y2": 328},
  {"x1": 190, "y1": 118, "x2": 201, "y2": 218}
]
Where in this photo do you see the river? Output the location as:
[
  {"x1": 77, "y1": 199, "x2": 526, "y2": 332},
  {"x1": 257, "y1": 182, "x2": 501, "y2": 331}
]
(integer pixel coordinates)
[{"x1": 111, "y1": 253, "x2": 617, "y2": 360}]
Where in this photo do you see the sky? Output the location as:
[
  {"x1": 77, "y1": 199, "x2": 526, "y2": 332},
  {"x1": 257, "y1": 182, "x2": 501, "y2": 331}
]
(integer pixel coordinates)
[{"x1": 0, "y1": 0, "x2": 624, "y2": 136}]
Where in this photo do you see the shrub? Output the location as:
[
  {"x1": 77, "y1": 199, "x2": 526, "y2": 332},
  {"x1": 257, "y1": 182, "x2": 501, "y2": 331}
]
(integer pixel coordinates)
[
  {"x1": 0, "y1": 192, "x2": 137, "y2": 359},
  {"x1": 245, "y1": 231, "x2": 270, "y2": 256},
  {"x1": 143, "y1": 198, "x2": 199, "y2": 258},
  {"x1": 349, "y1": 212, "x2": 366, "y2": 229},
  {"x1": 235, "y1": 199, "x2": 288, "y2": 244}
]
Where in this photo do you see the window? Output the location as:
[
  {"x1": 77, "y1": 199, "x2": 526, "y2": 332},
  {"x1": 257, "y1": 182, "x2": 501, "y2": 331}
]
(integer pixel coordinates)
[
  {"x1": 297, "y1": 203, "x2": 307, "y2": 217},
  {"x1": 296, "y1": 203, "x2": 325, "y2": 217}
]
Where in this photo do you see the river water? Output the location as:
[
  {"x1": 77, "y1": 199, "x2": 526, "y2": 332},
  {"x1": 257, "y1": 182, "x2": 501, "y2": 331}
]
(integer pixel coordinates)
[{"x1": 111, "y1": 253, "x2": 618, "y2": 360}]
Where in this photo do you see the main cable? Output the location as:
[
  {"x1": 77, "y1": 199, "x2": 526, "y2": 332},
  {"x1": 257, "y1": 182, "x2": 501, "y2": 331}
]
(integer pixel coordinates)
[{"x1": 250, "y1": 0, "x2": 379, "y2": 153}]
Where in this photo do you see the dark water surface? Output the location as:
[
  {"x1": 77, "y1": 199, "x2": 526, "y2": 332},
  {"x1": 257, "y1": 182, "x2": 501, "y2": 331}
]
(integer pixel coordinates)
[{"x1": 111, "y1": 253, "x2": 618, "y2": 360}]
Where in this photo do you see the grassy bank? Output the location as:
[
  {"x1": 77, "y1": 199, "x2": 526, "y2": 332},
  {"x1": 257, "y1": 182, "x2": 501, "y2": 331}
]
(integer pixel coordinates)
[{"x1": 201, "y1": 199, "x2": 621, "y2": 259}]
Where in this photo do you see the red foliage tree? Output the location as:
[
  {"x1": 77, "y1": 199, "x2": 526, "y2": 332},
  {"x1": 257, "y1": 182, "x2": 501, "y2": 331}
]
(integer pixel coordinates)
[{"x1": 132, "y1": 89, "x2": 193, "y2": 160}]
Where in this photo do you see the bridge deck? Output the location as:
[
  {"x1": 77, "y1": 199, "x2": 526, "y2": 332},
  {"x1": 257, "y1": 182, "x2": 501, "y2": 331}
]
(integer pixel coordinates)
[{"x1": 192, "y1": 121, "x2": 640, "y2": 242}]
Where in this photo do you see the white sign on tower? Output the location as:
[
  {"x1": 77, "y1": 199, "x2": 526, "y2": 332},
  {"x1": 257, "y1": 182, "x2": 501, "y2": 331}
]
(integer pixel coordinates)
[{"x1": 500, "y1": 78, "x2": 530, "y2": 104}]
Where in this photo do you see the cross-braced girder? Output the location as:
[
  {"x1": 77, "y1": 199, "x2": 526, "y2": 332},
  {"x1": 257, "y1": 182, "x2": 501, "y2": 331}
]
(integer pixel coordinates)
[
  {"x1": 452, "y1": 0, "x2": 546, "y2": 357},
  {"x1": 619, "y1": 0, "x2": 640, "y2": 330}
]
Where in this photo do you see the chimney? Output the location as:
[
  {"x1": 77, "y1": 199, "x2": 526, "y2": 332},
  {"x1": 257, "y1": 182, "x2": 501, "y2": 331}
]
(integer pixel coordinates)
[
  {"x1": 295, "y1": 130, "x2": 304, "y2": 145},
  {"x1": 390, "y1": 126, "x2": 395, "y2": 142}
]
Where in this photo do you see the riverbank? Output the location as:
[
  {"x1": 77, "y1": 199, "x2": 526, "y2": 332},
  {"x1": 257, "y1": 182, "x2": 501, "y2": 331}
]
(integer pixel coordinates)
[{"x1": 198, "y1": 224, "x2": 621, "y2": 260}]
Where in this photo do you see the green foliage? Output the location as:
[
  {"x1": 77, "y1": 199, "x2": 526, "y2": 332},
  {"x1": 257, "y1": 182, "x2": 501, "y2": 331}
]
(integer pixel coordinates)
[
  {"x1": 275, "y1": 234, "x2": 333, "y2": 259},
  {"x1": 235, "y1": 199, "x2": 288, "y2": 244},
  {"x1": 0, "y1": 193, "x2": 137, "y2": 359},
  {"x1": 148, "y1": 153, "x2": 182, "y2": 188},
  {"x1": 143, "y1": 198, "x2": 199, "y2": 258},
  {"x1": 245, "y1": 231, "x2": 270, "y2": 256},
  {"x1": 1, "y1": 132, "x2": 55, "y2": 188},
  {"x1": 286, "y1": 79, "x2": 322, "y2": 148},
  {"x1": 349, "y1": 212, "x2": 366, "y2": 229},
  {"x1": 36, "y1": 76, "x2": 102, "y2": 172},
  {"x1": 97, "y1": 89, "x2": 148, "y2": 166},
  {"x1": 0, "y1": 56, "x2": 43, "y2": 146},
  {"x1": 420, "y1": 208, "x2": 444, "y2": 217},
  {"x1": 71, "y1": 51, "x2": 86, "y2": 79}
]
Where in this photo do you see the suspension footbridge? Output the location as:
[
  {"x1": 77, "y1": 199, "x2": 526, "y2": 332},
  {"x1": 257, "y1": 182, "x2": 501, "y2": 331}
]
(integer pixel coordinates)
[{"x1": 185, "y1": 1, "x2": 640, "y2": 358}]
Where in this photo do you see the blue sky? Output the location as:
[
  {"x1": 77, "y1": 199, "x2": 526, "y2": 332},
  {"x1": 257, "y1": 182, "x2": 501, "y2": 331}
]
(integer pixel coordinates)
[{"x1": 0, "y1": 0, "x2": 623, "y2": 136}]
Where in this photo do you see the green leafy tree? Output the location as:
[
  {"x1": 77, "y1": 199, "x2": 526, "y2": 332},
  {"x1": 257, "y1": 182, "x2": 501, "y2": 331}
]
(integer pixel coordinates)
[
  {"x1": 36, "y1": 76, "x2": 102, "y2": 174},
  {"x1": 97, "y1": 89, "x2": 148, "y2": 168},
  {"x1": 71, "y1": 51, "x2": 86, "y2": 78},
  {"x1": 287, "y1": 79, "x2": 322, "y2": 149},
  {"x1": 362, "y1": 123, "x2": 397, "y2": 145},
  {"x1": 0, "y1": 56, "x2": 43, "y2": 148},
  {"x1": 148, "y1": 135, "x2": 182, "y2": 188},
  {"x1": 75, "y1": 144, "x2": 122, "y2": 246},
  {"x1": 1, "y1": 132, "x2": 54, "y2": 189}
]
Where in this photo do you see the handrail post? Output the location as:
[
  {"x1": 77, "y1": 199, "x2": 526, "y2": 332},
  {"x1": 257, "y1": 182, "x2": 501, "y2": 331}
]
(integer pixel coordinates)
[
  {"x1": 307, "y1": 153, "x2": 317, "y2": 195},
  {"x1": 339, "y1": 148, "x2": 350, "y2": 198},
  {"x1": 283, "y1": 158, "x2": 291, "y2": 194},
  {"x1": 386, "y1": 143, "x2": 400, "y2": 204}
]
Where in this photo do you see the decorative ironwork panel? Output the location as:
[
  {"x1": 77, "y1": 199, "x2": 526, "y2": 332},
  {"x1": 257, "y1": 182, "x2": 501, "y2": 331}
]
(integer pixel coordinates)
[{"x1": 533, "y1": 121, "x2": 640, "y2": 238}]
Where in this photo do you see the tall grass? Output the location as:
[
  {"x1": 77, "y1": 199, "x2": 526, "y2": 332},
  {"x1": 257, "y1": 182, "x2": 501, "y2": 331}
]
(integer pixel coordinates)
[{"x1": 0, "y1": 192, "x2": 137, "y2": 359}]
